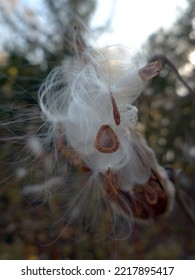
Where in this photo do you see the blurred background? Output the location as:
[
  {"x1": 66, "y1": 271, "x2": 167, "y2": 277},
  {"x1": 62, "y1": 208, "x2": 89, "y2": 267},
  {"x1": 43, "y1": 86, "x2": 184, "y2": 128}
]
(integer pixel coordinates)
[{"x1": 0, "y1": 0, "x2": 195, "y2": 259}]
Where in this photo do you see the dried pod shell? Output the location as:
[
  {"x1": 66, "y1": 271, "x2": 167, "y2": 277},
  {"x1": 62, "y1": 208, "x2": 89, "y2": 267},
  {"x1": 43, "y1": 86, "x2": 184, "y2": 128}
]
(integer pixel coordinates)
[{"x1": 139, "y1": 61, "x2": 162, "y2": 81}]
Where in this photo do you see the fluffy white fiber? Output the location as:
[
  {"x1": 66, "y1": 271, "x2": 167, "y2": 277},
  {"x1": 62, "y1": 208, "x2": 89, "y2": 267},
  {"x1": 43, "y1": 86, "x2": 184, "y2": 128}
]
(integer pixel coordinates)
[
  {"x1": 38, "y1": 43, "x2": 175, "y2": 227},
  {"x1": 39, "y1": 46, "x2": 145, "y2": 171}
]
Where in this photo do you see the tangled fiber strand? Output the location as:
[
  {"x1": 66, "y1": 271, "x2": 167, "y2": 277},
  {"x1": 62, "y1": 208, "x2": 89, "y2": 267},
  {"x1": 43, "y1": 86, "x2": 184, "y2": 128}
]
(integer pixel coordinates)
[{"x1": 37, "y1": 32, "x2": 177, "y2": 233}]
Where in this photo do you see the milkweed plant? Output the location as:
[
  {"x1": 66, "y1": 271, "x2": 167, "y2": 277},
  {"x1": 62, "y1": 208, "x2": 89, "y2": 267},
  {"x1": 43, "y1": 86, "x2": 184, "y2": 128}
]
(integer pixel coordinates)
[
  {"x1": 4, "y1": 27, "x2": 195, "y2": 238},
  {"x1": 24, "y1": 28, "x2": 178, "y2": 235}
]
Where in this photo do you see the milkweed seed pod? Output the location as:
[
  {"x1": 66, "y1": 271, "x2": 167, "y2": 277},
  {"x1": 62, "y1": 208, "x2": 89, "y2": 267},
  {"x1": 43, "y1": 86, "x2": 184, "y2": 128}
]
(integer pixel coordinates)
[{"x1": 38, "y1": 42, "x2": 175, "y2": 229}]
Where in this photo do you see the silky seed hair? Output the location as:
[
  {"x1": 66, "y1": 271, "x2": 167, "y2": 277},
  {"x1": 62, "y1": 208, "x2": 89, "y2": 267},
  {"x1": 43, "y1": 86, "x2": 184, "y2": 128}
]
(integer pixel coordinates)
[
  {"x1": 37, "y1": 36, "x2": 175, "y2": 233},
  {"x1": 39, "y1": 46, "x2": 146, "y2": 169}
]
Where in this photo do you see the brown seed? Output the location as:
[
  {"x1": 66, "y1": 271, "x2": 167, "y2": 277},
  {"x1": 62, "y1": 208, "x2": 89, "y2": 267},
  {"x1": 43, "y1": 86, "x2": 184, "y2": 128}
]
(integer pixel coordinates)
[
  {"x1": 133, "y1": 170, "x2": 168, "y2": 219},
  {"x1": 143, "y1": 184, "x2": 158, "y2": 205},
  {"x1": 95, "y1": 124, "x2": 119, "y2": 153},
  {"x1": 103, "y1": 167, "x2": 120, "y2": 200},
  {"x1": 111, "y1": 95, "x2": 121, "y2": 125}
]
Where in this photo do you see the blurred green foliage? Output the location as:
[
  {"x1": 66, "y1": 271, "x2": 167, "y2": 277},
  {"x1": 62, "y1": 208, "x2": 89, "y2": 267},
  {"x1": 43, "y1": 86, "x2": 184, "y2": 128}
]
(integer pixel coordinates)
[
  {"x1": 140, "y1": 0, "x2": 195, "y2": 185},
  {"x1": 0, "y1": 0, "x2": 195, "y2": 260}
]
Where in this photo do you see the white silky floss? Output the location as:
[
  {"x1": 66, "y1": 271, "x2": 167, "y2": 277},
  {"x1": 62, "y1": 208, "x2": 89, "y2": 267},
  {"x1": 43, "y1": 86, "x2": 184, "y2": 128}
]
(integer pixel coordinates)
[
  {"x1": 38, "y1": 44, "x2": 175, "y2": 223},
  {"x1": 39, "y1": 46, "x2": 147, "y2": 177}
]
